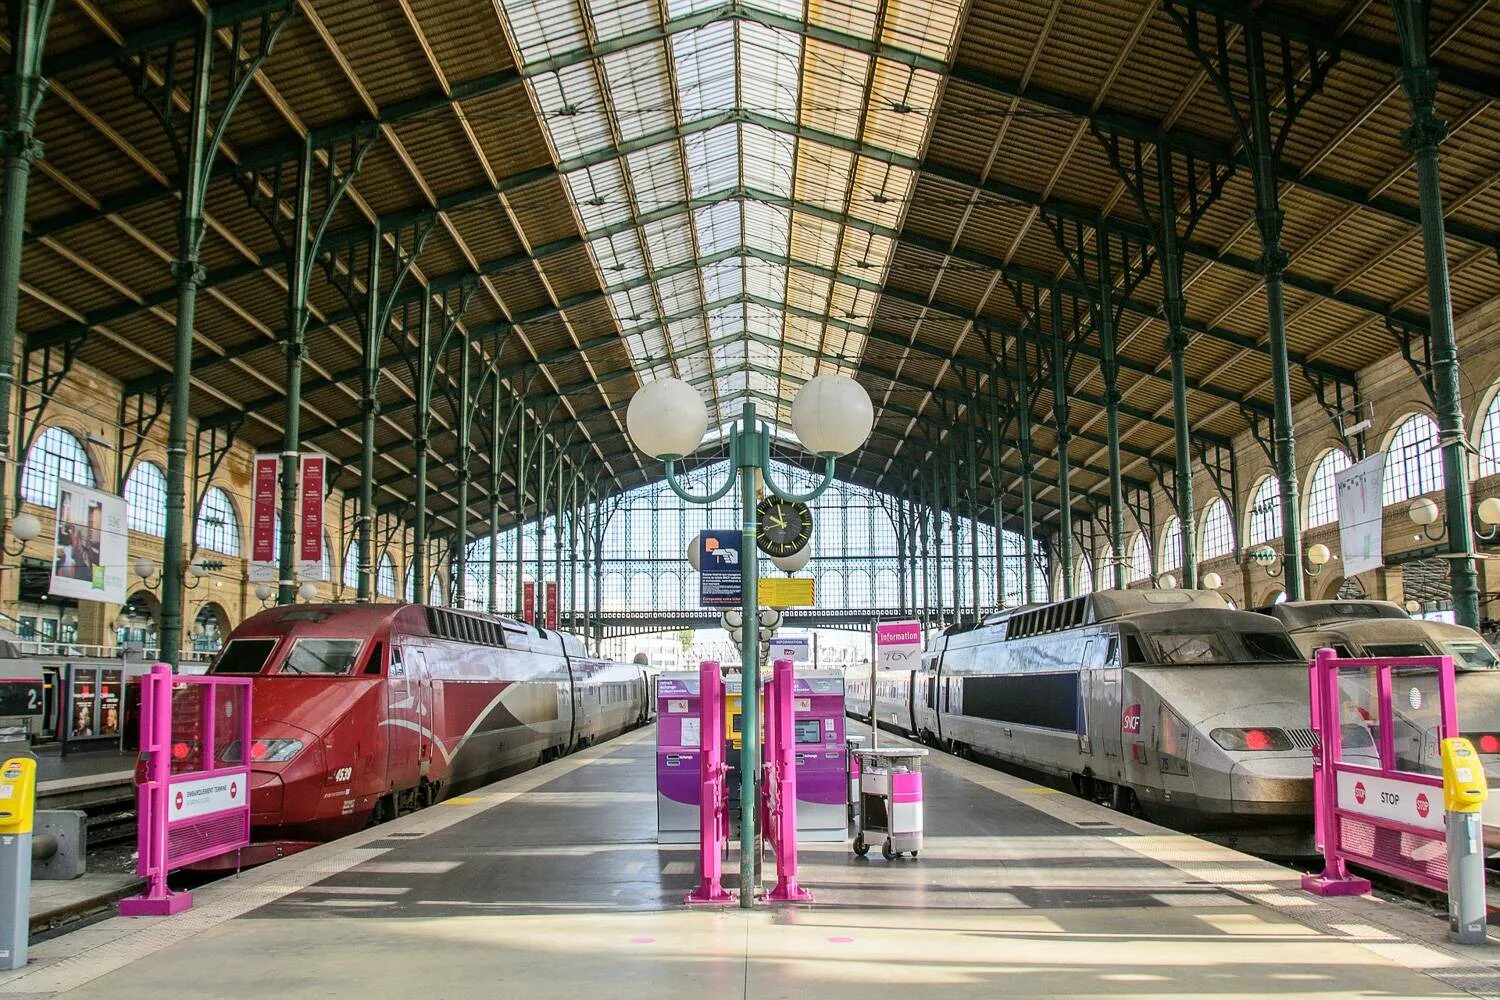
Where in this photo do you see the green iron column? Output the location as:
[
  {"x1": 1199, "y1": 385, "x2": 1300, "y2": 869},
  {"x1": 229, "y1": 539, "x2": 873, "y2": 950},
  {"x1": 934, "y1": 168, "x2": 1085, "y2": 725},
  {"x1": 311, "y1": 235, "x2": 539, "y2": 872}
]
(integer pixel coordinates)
[
  {"x1": 1050, "y1": 293, "x2": 1074, "y2": 599},
  {"x1": 552, "y1": 445, "x2": 564, "y2": 620},
  {"x1": 0, "y1": 0, "x2": 55, "y2": 518},
  {"x1": 988, "y1": 374, "x2": 1004, "y2": 601},
  {"x1": 488, "y1": 373, "x2": 502, "y2": 614},
  {"x1": 1096, "y1": 244, "x2": 1127, "y2": 590},
  {"x1": 1017, "y1": 324, "x2": 1037, "y2": 601},
  {"x1": 276, "y1": 142, "x2": 313, "y2": 605},
  {"x1": 535, "y1": 429, "x2": 547, "y2": 604},
  {"x1": 514, "y1": 409, "x2": 527, "y2": 614},
  {"x1": 453, "y1": 333, "x2": 472, "y2": 608},
  {"x1": 1244, "y1": 27, "x2": 1304, "y2": 597},
  {"x1": 1392, "y1": 0, "x2": 1480, "y2": 628},
  {"x1": 929, "y1": 464, "x2": 944, "y2": 623},
  {"x1": 412, "y1": 295, "x2": 433, "y2": 601},
  {"x1": 948, "y1": 449, "x2": 961, "y2": 619},
  {"x1": 1157, "y1": 145, "x2": 1197, "y2": 587},
  {"x1": 966, "y1": 415, "x2": 980, "y2": 616},
  {"x1": 356, "y1": 224, "x2": 383, "y2": 603},
  {"x1": 894, "y1": 497, "x2": 908, "y2": 614}
]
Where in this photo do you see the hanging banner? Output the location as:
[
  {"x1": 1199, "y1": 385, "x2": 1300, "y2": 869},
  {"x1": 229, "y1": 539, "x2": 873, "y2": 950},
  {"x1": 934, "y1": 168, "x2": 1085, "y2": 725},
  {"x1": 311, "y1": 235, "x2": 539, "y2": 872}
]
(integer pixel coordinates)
[
  {"x1": 49, "y1": 481, "x2": 127, "y2": 604},
  {"x1": 545, "y1": 581, "x2": 558, "y2": 629},
  {"x1": 523, "y1": 580, "x2": 536, "y2": 624},
  {"x1": 298, "y1": 455, "x2": 325, "y2": 581},
  {"x1": 698, "y1": 530, "x2": 742, "y2": 607},
  {"x1": 249, "y1": 454, "x2": 278, "y2": 582},
  {"x1": 1335, "y1": 451, "x2": 1387, "y2": 578}
]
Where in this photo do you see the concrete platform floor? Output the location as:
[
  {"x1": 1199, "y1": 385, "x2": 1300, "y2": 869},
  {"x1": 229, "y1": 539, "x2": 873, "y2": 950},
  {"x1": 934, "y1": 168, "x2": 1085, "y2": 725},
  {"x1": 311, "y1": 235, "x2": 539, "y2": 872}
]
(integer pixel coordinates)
[{"x1": 5, "y1": 726, "x2": 1500, "y2": 999}]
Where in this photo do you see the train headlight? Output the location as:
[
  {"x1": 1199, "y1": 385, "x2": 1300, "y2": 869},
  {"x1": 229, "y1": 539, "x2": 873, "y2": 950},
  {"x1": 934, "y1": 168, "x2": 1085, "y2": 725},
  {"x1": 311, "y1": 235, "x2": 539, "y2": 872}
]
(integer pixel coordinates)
[
  {"x1": 249, "y1": 738, "x2": 305, "y2": 763},
  {"x1": 1209, "y1": 727, "x2": 1293, "y2": 752}
]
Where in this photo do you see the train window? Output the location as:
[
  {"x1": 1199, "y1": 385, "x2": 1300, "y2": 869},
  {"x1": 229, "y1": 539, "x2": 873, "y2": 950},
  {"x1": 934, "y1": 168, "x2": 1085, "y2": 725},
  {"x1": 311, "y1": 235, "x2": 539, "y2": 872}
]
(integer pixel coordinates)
[
  {"x1": 1125, "y1": 635, "x2": 1146, "y2": 666},
  {"x1": 280, "y1": 638, "x2": 363, "y2": 675},
  {"x1": 1103, "y1": 637, "x2": 1119, "y2": 668},
  {"x1": 1158, "y1": 706, "x2": 1190, "y2": 759},
  {"x1": 1152, "y1": 633, "x2": 1229, "y2": 664},
  {"x1": 210, "y1": 638, "x2": 277, "y2": 674},
  {"x1": 1446, "y1": 641, "x2": 1500, "y2": 670},
  {"x1": 1364, "y1": 643, "x2": 1432, "y2": 658},
  {"x1": 1239, "y1": 631, "x2": 1302, "y2": 662},
  {"x1": 363, "y1": 642, "x2": 385, "y2": 676}
]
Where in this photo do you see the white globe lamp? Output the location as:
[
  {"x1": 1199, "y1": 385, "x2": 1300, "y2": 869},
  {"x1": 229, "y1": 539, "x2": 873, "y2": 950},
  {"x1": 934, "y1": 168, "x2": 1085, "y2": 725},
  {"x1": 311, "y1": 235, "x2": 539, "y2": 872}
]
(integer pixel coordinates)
[
  {"x1": 1478, "y1": 496, "x2": 1500, "y2": 527},
  {"x1": 626, "y1": 378, "x2": 708, "y2": 459},
  {"x1": 297, "y1": 581, "x2": 318, "y2": 602},
  {"x1": 1157, "y1": 573, "x2": 1177, "y2": 590},
  {"x1": 1201, "y1": 571, "x2": 1222, "y2": 590},
  {"x1": 133, "y1": 557, "x2": 157, "y2": 581},
  {"x1": 771, "y1": 544, "x2": 811, "y2": 573},
  {"x1": 9, "y1": 512, "x2": 40, "y2": 543},
  {"x1": 685, "y1": 537, "x2": 701, "y2": 571},
  {"x1": 1306, "y1": 543, "x2": 1331, "y2": 568},
  {"x1": 790, "y1": 374, "x2": 874, "y2": 457},
  {"x1": 1405, "y1": 599, "x2": 1422, "y2": 615},
  {"x1": 253, "y1": 582, "x2": 273, "y2": 602},
  {"x1": 1407, "y1": 497, "x2": 1439, "y2": 527}
]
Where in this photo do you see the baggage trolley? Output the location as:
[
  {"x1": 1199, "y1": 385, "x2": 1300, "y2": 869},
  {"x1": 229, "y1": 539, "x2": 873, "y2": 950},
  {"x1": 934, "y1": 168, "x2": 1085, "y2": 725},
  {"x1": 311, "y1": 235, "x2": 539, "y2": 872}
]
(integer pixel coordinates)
[{"x1": 851, "y1": 747, "x2": 926, "y2": 860}]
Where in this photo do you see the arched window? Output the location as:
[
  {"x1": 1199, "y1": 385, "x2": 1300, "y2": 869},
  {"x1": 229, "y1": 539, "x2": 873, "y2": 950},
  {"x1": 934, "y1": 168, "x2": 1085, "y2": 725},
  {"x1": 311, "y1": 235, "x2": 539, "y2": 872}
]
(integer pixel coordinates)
[
  {"x1": 429, "y1": 572, "x2": 445, "y2": 606},
  {"x1": 195, "y1": 487, "x2": 241, "y2": 556},
  {"x1": 1128, "y1": 534, "x2": 1151, "y2": 583},
  {"x1": 1247, "y1": 476, "x2": 1282, "y2": 547},
  {"x1": 124, "y1": 461, "x2": 168, "y2": 537},
  {"x1": 1383, "y1": 413, "x2": 1441, "y2": 505},
  {"x1": 377, "y1": 553, "x2": 397, "y2": 599},
  {"x1": 343, "y1": 541, "x2": 360, "y2": 591},
  {"x1": 21, "y1": 427, "x2": 96, "y2": 508},
  {"x1": 1075, "y1": 554, "x2": 1095, "y2": 596},
  {"x1": 1480, "y1": 388, "x2": 1500, "y2": 476},
  {"x1": 1160, "y1": 517, "x2": 1183, "y2": 572},
  {"x1": 1305, "y1": 449, "x2": 1351, "y2": 529},
  {"x1": 1200, "y1": 498, "x2": 1234, "y2": 560}
]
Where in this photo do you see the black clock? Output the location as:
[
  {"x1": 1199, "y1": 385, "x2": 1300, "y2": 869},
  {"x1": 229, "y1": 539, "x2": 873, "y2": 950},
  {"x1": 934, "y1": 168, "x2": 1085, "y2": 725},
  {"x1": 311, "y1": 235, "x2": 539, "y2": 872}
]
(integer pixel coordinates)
[{"x1": 755, "y1": 497, "x2": 813, "y2": 558}]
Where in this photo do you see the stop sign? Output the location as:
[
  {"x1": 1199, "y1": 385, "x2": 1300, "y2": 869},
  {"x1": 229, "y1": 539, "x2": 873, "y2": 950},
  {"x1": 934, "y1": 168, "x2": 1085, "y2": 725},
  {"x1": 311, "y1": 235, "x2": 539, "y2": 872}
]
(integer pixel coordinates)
[{"x1": 1353, "y1": 781, "x2": 1366, "y2": 804}]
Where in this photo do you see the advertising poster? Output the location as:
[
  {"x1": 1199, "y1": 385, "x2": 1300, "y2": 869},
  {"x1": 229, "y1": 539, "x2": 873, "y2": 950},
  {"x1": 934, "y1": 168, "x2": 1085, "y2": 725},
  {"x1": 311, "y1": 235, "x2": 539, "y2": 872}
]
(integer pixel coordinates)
[
  {"x1": 698, "y1": 530, "x2": 742, "y2": 607},
  {"x1": 250, "y1": 454, "x2": 278, "y2": 582},
  {"x1": 546, "y1": 581, "x2": 558, "y2": 628},
  {"x1": 51, "y1": 480, "x2": 128, "y2": 604},
  {"x1": 1336, "y1": 451, "x2": 1388, "y2": 578},
  {"x1": 523, "y1": 580, "x2": 536, "y2": 624},
  {"x1": 299, "y1": 454, "x2": 325, "y2": 581}
]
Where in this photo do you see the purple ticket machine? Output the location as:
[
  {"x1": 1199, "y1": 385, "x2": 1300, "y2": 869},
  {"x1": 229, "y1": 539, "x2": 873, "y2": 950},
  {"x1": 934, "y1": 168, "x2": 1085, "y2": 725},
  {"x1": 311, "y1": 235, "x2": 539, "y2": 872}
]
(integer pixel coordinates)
[
  {"x1": 656, "y1": 672, "x2": 702, "y2": 844},
  {"x1": 791, "y1": 673, "x2": 848, "y2": 841}
]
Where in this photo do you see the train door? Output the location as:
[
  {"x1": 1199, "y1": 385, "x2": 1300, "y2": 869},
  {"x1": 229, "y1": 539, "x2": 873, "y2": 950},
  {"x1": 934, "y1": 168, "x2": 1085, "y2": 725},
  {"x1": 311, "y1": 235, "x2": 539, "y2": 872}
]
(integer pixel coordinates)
[
  {"x1": 386, "y1": 645, "x2": 427, "y2": 784},
  {"x1": 1088, "y1": 635, "x2": 1123, "y2": 764},
  {"x1": 412, "y1": 648, "x2": 434, "y2": 776}
]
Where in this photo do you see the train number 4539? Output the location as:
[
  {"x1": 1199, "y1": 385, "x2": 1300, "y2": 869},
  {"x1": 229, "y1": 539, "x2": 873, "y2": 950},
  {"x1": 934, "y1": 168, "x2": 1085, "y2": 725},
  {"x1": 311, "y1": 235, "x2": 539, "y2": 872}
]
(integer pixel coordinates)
[{"x1": 330, "y1": 767, "x2": 353, "y2": 782}]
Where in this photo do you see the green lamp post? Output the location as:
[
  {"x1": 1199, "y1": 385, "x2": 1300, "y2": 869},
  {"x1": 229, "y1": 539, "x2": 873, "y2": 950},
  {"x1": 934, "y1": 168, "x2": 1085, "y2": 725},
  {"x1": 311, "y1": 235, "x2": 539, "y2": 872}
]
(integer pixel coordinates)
[{"x1": 626, "y1": 376, "x2": 874, "y2": 907}]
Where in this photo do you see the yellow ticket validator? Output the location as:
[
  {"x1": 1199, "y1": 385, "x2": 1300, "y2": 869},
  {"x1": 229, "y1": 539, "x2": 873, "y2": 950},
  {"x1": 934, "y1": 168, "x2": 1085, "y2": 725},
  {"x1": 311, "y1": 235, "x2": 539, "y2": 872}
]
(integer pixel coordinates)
[
  {"x1": 1441, "y1": 737, "x2": 1488, "y2": 813},
  {"x1": 0, "y1": 757, "x2": 37, "y2": 835}
]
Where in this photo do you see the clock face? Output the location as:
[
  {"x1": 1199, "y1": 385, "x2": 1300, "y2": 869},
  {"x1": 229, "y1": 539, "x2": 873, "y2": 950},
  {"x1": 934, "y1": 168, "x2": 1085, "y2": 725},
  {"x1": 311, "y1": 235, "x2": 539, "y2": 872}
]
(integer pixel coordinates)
[{"x1": 756, "y1": 497, "x2": 813, "y2": 558}]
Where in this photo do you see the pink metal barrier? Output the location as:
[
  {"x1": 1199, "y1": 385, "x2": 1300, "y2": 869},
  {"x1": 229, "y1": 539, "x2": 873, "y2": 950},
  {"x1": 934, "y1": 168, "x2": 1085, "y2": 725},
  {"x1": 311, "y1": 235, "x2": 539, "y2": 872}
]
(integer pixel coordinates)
[
  {"x1": 764, "y1": 657, "x2": 812, "y2": 902},
  {"x1": 1302, "y1": 648, "x2": 1457, "y2": 896},
  {"x1": 121, "y1": 663, "x2": 252, "y2": 916},
  {"x1": 686, "y1": 660, "x2": 733, "y2": 904}
]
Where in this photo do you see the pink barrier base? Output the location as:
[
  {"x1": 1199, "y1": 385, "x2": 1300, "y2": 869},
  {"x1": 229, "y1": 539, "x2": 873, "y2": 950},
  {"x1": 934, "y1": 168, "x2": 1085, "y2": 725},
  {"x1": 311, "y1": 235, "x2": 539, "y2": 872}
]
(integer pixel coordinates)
[
  {"x1": 119, "y1": 891, "x2": 193, "y2": 916},
  {"x1": 685, "y1": 887, "x2": 737, "y2": 904},
  {"x1": 1300, "y1": 872, "x2": 1372, "y2": 897}
]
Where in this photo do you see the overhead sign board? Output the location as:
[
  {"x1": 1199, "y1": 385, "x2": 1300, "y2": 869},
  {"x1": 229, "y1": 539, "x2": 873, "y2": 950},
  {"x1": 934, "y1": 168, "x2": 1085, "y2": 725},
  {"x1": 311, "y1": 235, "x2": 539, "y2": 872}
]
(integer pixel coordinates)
[
  {"x1": 874, "y1": 619, "x2": 923, "y2": 668},
  {"x1": 770, "y1": 636, "x2": 810, "y2": 663},
  {"x1": 49, "y1": 481, "x2": 127, "y2": 605},
  {"x1": 698, "y1": 530, "x2": 742, "y2": 607},
  {"x1": 759, "y1": 577, "x2": 814, "y2": 607},
  {"x1": 249, "y1": 454, "x2": 278, "y2": 582},
  {"x1": 1336, "y1": 451, "x2": 1387, "y2": 577}
]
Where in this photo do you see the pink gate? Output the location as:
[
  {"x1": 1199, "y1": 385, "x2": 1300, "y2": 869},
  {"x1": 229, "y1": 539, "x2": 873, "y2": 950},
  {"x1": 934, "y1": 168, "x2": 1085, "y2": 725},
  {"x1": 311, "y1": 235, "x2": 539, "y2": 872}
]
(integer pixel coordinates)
[
  {"x1": 1302, "y1": 647, "x2": 1457, "y2": 896},
  {"x1": 121, "y1": 663, "x2": 252, "y2": 916}
]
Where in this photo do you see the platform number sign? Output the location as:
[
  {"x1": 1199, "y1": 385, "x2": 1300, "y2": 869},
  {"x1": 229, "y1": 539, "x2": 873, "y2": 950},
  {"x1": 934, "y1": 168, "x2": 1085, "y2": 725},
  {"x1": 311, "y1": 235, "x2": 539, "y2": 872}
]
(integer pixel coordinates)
[{"x1": 698, "y1": 530, "x2": 742, "y2": 607}]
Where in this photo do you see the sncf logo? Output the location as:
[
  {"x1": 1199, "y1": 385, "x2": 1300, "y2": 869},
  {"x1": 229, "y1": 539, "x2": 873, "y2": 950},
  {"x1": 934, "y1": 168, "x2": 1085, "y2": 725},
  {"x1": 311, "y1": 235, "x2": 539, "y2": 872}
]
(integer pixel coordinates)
[{"x1": 1122, "y1": 704, "x2": 1141, "y2": 734}]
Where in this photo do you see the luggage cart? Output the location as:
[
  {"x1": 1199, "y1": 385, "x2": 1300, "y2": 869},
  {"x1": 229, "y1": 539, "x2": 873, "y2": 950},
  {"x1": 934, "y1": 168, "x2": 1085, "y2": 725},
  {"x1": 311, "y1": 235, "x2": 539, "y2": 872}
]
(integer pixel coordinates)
[
  {"x1": 851, "y1": 747, "x2": 926, "y2": 860},
  {"x1": 845, "y1": 735, "x2": 867, "y2": 825}
]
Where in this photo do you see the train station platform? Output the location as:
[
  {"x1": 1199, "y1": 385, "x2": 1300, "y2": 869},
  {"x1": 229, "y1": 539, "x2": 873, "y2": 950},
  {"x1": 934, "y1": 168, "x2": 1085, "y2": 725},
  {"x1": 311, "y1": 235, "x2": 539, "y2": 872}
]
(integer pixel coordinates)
[{"x1": 5, "y1": 727, "x2": 1500, "y2": 999}]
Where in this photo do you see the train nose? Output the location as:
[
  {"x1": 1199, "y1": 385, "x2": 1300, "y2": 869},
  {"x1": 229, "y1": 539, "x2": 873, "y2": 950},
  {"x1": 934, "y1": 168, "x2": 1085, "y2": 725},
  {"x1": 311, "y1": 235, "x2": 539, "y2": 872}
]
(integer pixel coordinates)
[{"x1": 1228, "y1": 756, "x2": 1313, "y2": 816}]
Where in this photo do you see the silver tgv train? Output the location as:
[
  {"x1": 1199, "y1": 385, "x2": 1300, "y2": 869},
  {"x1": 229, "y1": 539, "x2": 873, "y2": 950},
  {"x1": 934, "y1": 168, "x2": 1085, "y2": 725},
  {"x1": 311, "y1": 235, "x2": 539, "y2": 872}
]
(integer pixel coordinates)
[
  {"x1": 1259, "y1": 600, "x2": 1500, "y2": 845},
  {"x1": 847, "y1": 589, "x2": 1317, "y2": 854}
]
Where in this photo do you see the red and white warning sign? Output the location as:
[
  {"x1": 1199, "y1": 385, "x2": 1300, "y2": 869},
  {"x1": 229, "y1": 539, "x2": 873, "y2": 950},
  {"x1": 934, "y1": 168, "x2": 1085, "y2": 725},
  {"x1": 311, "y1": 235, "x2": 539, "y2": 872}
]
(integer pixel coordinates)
[
  {"x1": 167, "y1": 770, "x2": 250, "y2": 824},
  {"x1": 1335, "y1": 770, "x2": 1443, "y2": 833}
]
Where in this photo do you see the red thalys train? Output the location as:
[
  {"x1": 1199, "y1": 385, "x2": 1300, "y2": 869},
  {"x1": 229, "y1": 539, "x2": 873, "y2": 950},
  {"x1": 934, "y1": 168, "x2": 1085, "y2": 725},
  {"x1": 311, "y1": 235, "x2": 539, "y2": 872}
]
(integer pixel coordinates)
[{"x1": 168, "y1": 602, "x2": 653, "y2": 868}]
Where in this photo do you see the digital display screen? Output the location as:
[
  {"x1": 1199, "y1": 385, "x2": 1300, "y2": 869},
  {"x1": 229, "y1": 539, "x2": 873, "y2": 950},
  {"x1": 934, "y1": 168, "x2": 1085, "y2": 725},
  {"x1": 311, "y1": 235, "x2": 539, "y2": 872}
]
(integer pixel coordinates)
[{"x1": 795, "y1": 719, "x2": 822, "y2": 745}]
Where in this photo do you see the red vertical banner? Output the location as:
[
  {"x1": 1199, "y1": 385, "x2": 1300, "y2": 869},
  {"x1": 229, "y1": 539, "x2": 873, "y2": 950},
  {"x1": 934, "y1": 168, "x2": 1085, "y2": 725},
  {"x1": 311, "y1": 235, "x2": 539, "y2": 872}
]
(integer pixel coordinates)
[
  {"x1": 298, "y1": 455, "x2": 325, "y2": 581},
  {"x1": 249, "y1": 455, "x2": 278, "y2": 582},
  {"x1": 522, "y1": 580, "x2": 535, "y2": 623},
  {"x1": 545, "y1": 581, "x2": 558, "y2": 629}
]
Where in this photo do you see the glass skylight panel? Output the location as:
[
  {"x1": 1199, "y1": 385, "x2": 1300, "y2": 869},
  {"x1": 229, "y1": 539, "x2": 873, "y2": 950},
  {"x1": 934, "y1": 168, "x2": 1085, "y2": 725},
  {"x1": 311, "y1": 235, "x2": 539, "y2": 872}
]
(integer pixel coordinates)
[
  {"x1": 666, "y1": 0, "x2": 719, "y2": 20},
  {"x1": 655, "y1": 269, "x2": 702, "y2": 315},
  {"x1": 786, "y1": 270, "x2": 832, "y2": 315},
  {"x1": 741, "y1": 126, "x2": 795, "y2": 197},
  {"x1": 610, "y1": 285, "x2": 657, "y2": 325},
  {"x1": 744, "y1": 255, "x2": 786, "y2": 300},
  {"x1": 717, "y1": 370, "x2": 747, "y2": 394},
  {"x1": 748, "y1": 369, "x2": 779, "y2": 397},
  {"x1": 592, "y1": 228, "x2": 647, "y2": 282},
  {"x1": 565, "y1": 161, "x2": 631, "y2": 233},
  {"x1": 744, "y1": 0, "x2": 805, "y2": 24},
  {"x1": 529, "y1": 67, "x2": 611, "y2": 162},
  {"x1": 700, "y1": 255, "x2": 743, "y2": 300},
  {"x1": 739, "y1": 22, "x2": 803, "y2": 123},
  {"x1": 666, "y1": 314, "x2": 707, "y2": 351},
  {"x1": 713, "y1": 340, "x2": 747, "y2": 366},
  {"x1": 672, "y1": 22, "x2": 737, "y2": 118},
  {"x1": 624, "y1": 144, "x2": 687, "y2": 215},
  {"x1": 602, "y1": 44, "x2": 676, "y2": 143},
  {"x1": 880, "y1": 0, "x2": 966, "y2": 62},
  {"x1": 807, "y1": 0, "x2": 881, "y2": 41},
  {"x1": 838, "y1": 228, "x2": 894, "y2": 275},
  {"x1": 742, "y1": 200, "x2": 790, "y2": 254},
  {"x1": 583, "y1": 0, "x2": 660, "y2": 45},
  {"x1": 640, "y1": 213, "x2": 695, "y2": 270},
  {"x1": 682, "y1": 125, "x2": 739, "y2": 197},
  {"x1": 794, "y1": 144, "x2": 856, "y2": 215},
  {"x1": 693, "y1": 200, "x2": 741, "y2": 255},
  {"x1": 848, "y1": 159, "x2": 911, "y2": 229},
  {"x1": 498, "y1": 0, "x2": 587, "y2": 66},
  {"x1": 784, "y1": 313, "x2": 823, "y2": 348},
  {"x1": 789, "y1": 212, "x2": 842, "y2": 270},
  {"x1": 743, "y1": 301, "x2": 781, "y2": 334},
  {"x1": 866, "y1": 64, "x2": 942, "y2": 159},
  {"x1": 799, "y1": 40, "x2": 870, "y2": 141}
]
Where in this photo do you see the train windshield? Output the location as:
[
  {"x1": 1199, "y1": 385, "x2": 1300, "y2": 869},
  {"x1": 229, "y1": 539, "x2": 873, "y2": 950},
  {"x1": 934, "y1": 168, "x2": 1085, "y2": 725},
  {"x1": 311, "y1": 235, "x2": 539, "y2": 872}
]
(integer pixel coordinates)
[
  {"x1": 278, "y1": 638, "x2": 364, "y2": 676},
  {"x1": 1151, "y1": 630, "x2": 1302, "y2": 664},
  {"x1": 1445, "y1": 640, "x2": 1500, "y2": 670},
  {"x1": 210, "y1": 638, "x2": 277, "y2": 674}
]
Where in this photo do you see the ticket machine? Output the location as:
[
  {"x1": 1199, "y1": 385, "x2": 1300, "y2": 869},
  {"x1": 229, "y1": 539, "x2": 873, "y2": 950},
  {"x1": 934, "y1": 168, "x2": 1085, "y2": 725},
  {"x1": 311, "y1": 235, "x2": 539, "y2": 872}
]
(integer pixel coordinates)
[
  {"x1": 655, "y1": 672, "x2": 702, "y2": 843},
  {"x1": 790, "y1": 673, "x2": 848, "y2": 841}
]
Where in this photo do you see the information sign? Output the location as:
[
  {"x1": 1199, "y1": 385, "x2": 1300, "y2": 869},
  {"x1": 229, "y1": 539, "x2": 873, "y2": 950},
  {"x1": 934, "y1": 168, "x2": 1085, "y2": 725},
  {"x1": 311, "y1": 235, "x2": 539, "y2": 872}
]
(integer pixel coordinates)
[{"x1": 698, "y1": 531, "x2": 742, "y2": 607}]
